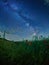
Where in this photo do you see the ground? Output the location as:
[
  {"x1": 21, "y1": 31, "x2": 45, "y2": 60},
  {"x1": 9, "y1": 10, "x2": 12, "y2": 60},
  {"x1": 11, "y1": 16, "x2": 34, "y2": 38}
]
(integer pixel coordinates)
[{"x1": 0, "y1": 38, "x2": 49, "y2": 65}]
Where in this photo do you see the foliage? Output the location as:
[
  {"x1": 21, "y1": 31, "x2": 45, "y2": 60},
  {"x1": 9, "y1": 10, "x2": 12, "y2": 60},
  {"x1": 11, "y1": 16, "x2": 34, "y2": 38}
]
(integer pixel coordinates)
[{"x1": 0, "y1": 38, "x2": 49, "y2": 65}]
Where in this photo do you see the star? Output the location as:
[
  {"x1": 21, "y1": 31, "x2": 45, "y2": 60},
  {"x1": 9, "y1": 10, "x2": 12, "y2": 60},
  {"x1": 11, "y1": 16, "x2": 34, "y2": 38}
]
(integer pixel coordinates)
[
  {"x1": 25, "y1": 23, "x2": 30, "y2": 27},
  {"x1": 33, "y1": 32, "x2": 37, "y2": 36},
  {"x1": 0, "y1": 0, "x2": 49, "y2": 41},
  {"x1": 9, "y1": 3, "x2": 18, "y2": 10}
]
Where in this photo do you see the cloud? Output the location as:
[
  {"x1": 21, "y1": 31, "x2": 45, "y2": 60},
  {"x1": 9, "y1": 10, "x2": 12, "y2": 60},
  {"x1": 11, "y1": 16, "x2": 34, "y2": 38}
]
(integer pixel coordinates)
[
  {"x1": 44, "y1": 0, "x2": 49, "y2": 5},
  {"x1": 45, "y1": 0, "x2": 49, "y2": 3}
]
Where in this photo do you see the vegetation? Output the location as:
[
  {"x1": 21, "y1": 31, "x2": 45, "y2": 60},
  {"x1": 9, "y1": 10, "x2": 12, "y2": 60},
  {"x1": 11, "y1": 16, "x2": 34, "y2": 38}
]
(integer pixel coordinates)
[{"x1": 0, "y1": 38, "x2": 49, "y2": 65}]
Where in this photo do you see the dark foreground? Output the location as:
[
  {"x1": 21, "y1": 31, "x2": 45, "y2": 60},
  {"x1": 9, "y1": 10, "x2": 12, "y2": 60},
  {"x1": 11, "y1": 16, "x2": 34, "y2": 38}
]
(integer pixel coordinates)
[{"x1": 0, "y1": 38, "x2": 49, "y2": 65}]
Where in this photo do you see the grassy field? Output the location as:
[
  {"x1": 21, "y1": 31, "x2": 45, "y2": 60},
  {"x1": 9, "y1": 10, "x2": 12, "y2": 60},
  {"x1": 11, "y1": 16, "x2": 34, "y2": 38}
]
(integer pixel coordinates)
[{"x1": 0, "y1": 38, "x2": 49, "y2": 65}]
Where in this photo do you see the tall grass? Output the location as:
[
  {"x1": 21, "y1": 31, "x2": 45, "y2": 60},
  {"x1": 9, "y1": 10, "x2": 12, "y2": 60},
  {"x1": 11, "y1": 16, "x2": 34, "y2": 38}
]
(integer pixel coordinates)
[{"x1": 0, "y1": 38, "x2": 49, "y2": 65}]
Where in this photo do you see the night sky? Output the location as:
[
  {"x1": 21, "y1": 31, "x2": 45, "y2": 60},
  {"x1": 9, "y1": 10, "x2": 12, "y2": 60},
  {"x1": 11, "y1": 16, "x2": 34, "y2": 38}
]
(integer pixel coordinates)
[{"x1": 0, "y1": 0, "x2": 49, "y2": 41}]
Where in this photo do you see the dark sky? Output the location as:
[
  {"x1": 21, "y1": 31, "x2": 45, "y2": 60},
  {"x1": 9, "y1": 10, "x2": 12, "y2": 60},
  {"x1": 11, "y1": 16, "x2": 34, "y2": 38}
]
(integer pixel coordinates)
[{"x1": 0, "y1": 0, "x2": 49, "y2": 41}]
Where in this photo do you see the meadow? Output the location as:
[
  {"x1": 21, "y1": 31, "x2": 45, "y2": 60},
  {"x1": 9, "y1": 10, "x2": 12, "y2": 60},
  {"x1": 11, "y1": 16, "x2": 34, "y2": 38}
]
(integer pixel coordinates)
[{"x1": 0, "y1": 38, "x2": 49, "y2": 65}]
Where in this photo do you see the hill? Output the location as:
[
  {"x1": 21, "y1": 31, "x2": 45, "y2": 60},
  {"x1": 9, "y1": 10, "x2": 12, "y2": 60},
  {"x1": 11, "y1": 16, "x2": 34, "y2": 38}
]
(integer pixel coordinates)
[{"x1": 0, "y1": 38, "x2": 49, "y2": 65}]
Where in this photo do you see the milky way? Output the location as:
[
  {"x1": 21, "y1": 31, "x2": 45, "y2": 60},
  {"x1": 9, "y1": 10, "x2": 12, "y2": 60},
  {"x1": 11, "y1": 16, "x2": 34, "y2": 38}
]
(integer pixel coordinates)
[{"x1": 0, "y1": 0, "x2": 49, "y2": 41}]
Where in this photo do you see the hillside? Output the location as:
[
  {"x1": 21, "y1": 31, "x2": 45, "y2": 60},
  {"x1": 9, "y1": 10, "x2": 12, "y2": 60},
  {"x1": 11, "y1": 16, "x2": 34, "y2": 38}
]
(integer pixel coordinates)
[{"x1": 0, "y1": 38, "x2": 49, "y2": 65}]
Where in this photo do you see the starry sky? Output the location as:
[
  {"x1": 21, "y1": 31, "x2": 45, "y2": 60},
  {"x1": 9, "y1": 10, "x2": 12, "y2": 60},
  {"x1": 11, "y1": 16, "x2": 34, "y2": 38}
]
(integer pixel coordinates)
[{"x1": 0, "y1": 0, "x2": 49, "y2": 41}]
